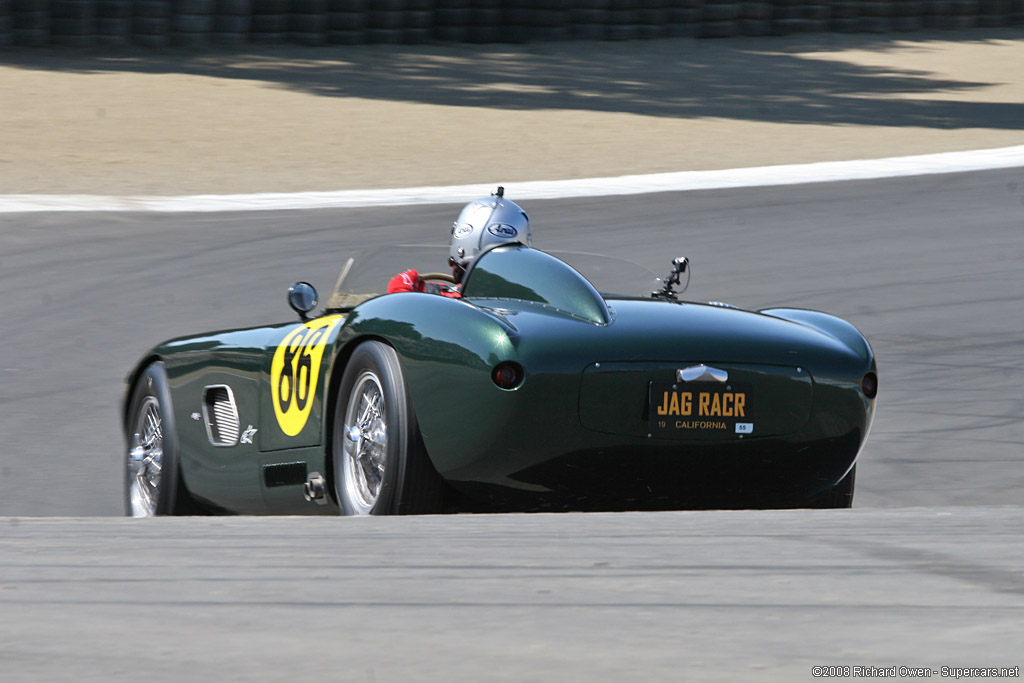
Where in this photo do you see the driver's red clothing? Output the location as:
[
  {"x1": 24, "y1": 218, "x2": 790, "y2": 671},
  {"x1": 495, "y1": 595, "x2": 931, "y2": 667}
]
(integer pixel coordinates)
[
  {"x1": 388, "y1": 270, "x2": 425, "y2": 293},
  {"x1": 388, "y1": 270, "x2": 461, "y2": 298}
]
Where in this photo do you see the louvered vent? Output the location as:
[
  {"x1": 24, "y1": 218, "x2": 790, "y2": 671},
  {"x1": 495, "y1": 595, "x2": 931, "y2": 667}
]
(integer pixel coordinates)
[{"x1": 203, "y1": 385, "x2": 240, "y2": 447}]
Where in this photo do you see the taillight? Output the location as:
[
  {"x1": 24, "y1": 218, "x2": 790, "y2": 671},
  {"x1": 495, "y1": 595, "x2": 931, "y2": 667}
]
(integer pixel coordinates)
[
  {"x1": 861, "y1": 372, "x2": 878, "y2": 399},
  {"x1": 492, "y1": 362, "x2": 525, "y2": 390}
]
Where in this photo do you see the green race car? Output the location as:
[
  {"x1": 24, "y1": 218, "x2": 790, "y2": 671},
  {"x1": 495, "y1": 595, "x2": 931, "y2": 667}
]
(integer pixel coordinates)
[{"x1": 124, "y1": 243, "x2": 877, "y2": 516}]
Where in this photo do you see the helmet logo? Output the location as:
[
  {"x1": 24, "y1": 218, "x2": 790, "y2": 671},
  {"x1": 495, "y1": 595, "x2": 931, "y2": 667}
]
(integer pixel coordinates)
[
  {"x1": 453, "y1": 223, "x2": 474, "y2": 239},
  {"x1": 487, "y1": 224, "x2": 518, "y2": 239}
]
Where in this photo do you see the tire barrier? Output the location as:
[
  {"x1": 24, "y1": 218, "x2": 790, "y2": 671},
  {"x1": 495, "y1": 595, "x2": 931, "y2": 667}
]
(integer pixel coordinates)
[
  {"x1": 291, "y1": 0, "x2": 326, "y2": 45},
  {"x1": 96, "y1": 0, "x2": 132, "y2": 45},
  {"x1": 0, "y1": 0, "x2": 13, "y2": 45},
  {"x1": 172, "y1": 0, "x2": 214, "y2": 46},
  {"x1": 250, "y1": 0, "x2": 287, "y2": 43},
  {"x1": 3, "y1": 0, "x2": 1021, "y2": 48},
  {"x1": 133, "y1": 0, "x2": 170, "y2": 47},
  {"x1": 213, "y1": 0, "x2": 248, "y2": 45}
]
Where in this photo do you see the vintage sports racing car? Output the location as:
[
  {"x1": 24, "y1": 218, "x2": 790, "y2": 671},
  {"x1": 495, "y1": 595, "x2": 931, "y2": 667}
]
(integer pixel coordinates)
[{"x1": 124, "y1": 244, "x2": 877, "y2": 516}]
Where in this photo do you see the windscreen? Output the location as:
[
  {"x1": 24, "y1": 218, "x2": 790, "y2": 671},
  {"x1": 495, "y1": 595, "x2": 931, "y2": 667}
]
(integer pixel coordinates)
[
  {"x1": 323, "y1": 244, "x2": 663, "y2": 314},
  {"x1": 324, "y1": 245, "x2": 449, "y2": 311},
  {"x1": 461, "y1": 245, "x2": 611, "y2": 325}
]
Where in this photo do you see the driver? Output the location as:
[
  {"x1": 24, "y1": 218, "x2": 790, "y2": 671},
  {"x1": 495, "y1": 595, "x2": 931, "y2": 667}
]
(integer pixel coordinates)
[{"x1": 387, "y1": 187, "x2": 531, "y2": 297}]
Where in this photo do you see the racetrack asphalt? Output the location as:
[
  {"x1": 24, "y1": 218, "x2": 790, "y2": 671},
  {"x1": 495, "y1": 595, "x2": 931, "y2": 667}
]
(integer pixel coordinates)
[
  {"x1": 0, "y1": 27, "x2": 1023, "y2": 514},
  {"x1": 2, "y1": 509, "x2": 1022, "y2": 683},
  {"x1": 2, "y1": 167, "x2": 1022, "y2": 516}
]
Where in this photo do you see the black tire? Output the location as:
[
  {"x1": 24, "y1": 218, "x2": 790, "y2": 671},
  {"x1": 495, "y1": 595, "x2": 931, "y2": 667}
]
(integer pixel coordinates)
[
  {"x1": 402, "y1": 26, "x2": 430, "y2": 42},
  {"x1": 212, "y1": 30, "x2": 247, "y2": 43},
  {"x1": 124, "y1": 362, "x2": 183, "y2": 517},
  {"x1": 173, "y1": 0, "x2": 214, "y2": 13},
  {"x1": 97, "y1": 0, "x2": 133, "y2": 17},
  {"x1": 134, "y1": 33, "x2": 171, "y2": 45},
  {"x1": 571, "y1": 23, "x2": 606, "y2": 38},
  {"x1": 134, "y1": 16, "x2": 170, "y2": 34},
  {"x1": 51, "y1": 17, "x2": 94, "y2": 35},
  {"x1": 328, "y1": 28, "x2": 366, "y2": 42},
  {"x1": 329, "y1": 11, "x2": 367, "y2": 29},
  {"x1": 251, "y1": 13, "x2": 289, "y2": 31},
  {"x1": 253, "y1": 0, "x2": 289, "y2": 12},
  {"x1": 214, "y1": 14, "x2": 249, "y2": 31},
  {"x1": 292, "y1": 30, "x2": 327, "y2": 44},
  {"x1": 0, "y1": 17, "x2": 17, "y2": 44},
  {"x1": 134, "y1": 0, "x2": 171, "y2": 17},
  {"x1": 569, "y1": 8, "x2": 608, "y2": 22},
  {"x1": 807, "y1": 465, "x2": 856, "y2": 509},
  {"x1": 173, "y1": 14, "x2": 214, "y2": 32},
  {"x1": 332, "y1": 341, "x2": 442, "y2": 516},
  {"x1": 216, "y1": 0, "x2": 250, "y2": 14},
  {"x1": 14, "y1": 10, "x2": 49, "y2": 29},
  {"x1": 13, "y1": 0, "x2": 49, "y2": 10},
  {"x1": 292, "y1": 0, "x2": 328, "y2": 12},
  {"x1": 405, "y1": 10, "x2": 431, "y2": 28},
  {"x1": 703, "y1": 3, "x2": 742, "y2": 22},
  {"x1": 291, "y1": 13, "x2": 327, "y2": 32},
  {"x1": 97, "y1": 32, "x2": 132, "y2": 45},
  {"x1": 368, "y1": 9, "x2": 404, "y2": 28},
  {"x1": 740, "y1": 18, "x2": 772, "y2": 33}
]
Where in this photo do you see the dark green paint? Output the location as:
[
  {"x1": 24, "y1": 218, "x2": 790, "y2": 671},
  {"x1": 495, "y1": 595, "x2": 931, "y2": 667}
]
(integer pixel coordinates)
[{"x1": 126, "y1": 245, "x2": 876, "y2": 513}]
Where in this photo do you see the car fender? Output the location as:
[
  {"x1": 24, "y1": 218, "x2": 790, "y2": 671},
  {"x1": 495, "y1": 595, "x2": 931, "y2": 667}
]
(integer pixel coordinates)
[
  {"x1": 760, "y1": 308, "x2": 874, "y2": 366},
  {"x1": 330, "y1": 292, "x2": 521, "y2": 474}
]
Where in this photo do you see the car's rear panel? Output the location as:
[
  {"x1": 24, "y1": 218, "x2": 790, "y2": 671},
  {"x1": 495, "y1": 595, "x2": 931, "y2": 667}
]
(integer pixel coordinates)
[
  {"x1": 580, "y1": 361, "x2": 813, "y2": 441},
  {"x1": 413, "y1": 296, "x2": 875, "y2": 510}
]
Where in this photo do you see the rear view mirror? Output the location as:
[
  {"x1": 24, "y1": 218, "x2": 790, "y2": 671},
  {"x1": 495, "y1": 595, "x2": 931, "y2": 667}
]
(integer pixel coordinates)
[{"x1": 287, "y1": 281, "x2": 318, "y2": 320}]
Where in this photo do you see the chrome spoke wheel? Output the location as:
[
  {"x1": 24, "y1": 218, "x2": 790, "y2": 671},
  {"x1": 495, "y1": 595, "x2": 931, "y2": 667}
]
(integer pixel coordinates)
[
  {"x1": 333, "y1": 341, "x2": 441, "y2": 516},
  {"x1": 127, "y1": 396, "x2": 163, "y2": 517},
  {"x1": 342, "y1": 370, "x2": 388, "y2": 515}
]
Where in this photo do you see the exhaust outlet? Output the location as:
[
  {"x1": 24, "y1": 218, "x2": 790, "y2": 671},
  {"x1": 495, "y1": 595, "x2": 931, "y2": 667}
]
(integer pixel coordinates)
[{"x1": 304, "y1": 472, "x2": 327, "y2": 505}]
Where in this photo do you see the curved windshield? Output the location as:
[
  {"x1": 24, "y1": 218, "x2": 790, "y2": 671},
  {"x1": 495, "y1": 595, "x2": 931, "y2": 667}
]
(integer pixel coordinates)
[
  {"x1": 324, "y1": 244, "x2": 449, "y2": 311},
  {"x1": 550, "y1": 250, "x2": 661, "y2": 299},
  {"x1": 323, "y1": 244, "x2": 661, "y2": 313},
  {"x1": 462, "y1": 245, "x2": 611, "y2": 325}
]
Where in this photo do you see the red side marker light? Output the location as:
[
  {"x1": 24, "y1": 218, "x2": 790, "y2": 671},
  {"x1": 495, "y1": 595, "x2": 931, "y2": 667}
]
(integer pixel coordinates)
[
  {"x1": 492, "y1": 362, "x2": 524, "y2": 390},
  {"x1": 861, "y1": 372, "x2": 878, "y2": 399}
]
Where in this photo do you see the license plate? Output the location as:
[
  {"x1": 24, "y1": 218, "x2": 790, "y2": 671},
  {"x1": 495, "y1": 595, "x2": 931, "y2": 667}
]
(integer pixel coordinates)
[{"x1": 649, "y1": 382, "x2": 753, "y2": 437}]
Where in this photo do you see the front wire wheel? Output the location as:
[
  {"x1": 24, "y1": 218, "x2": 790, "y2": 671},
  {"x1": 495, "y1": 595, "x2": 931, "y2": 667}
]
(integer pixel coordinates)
[
  {"x1": 124, "y1": 362, "x2": 181, "y2": 516},
  {"x1": 333, "y1": 341, "x2": 443, "y2": 516},
  {"x1": 127, "y1": 396, "x2": 164, "y2": 516}
]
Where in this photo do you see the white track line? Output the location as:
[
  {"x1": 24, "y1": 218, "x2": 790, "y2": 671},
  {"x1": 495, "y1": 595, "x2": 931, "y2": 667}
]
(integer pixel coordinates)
[{"x1": 3, "y1": 145, "x2": 1023, "y2": 213}]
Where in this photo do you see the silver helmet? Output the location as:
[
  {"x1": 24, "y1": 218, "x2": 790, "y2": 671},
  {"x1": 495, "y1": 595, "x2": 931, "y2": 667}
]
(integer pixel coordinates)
[{"x1": 449, "y1": 187, "x2": 531, "y2": 277}]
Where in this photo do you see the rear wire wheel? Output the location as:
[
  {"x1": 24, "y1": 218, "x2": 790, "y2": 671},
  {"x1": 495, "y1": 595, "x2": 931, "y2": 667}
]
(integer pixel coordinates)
[{"x1": 333, "y1": 341, "x2": 442, "y2": 515}]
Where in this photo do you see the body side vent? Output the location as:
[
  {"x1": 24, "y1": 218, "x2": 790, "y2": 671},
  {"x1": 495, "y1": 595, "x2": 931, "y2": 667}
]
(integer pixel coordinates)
[{"x1": 203, "y1": 385, "x2": 240, "y2": 447}]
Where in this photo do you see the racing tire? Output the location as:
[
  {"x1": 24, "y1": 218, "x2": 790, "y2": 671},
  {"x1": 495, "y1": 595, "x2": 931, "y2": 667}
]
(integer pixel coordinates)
[
  {"x1": 124, "y1": 362, "x2": 198, "y2": 516},
  {"x1": 806, "y1": 465, "x2": 856, "y2": 509},
  {"x1": 333, "y1": 341, "x2": 443, "y2": 516}
]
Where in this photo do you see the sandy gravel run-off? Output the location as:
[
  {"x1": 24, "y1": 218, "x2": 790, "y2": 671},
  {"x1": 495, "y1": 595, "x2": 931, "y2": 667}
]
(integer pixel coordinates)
[{"x1": 1, "y1": 30, "x2": 1023, "y2": 196}]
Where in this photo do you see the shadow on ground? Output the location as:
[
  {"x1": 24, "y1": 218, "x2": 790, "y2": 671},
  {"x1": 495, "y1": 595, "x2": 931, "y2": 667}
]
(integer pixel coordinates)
[{"x1": 2, "y1": 28, "x2": 1023, "y2": 130}]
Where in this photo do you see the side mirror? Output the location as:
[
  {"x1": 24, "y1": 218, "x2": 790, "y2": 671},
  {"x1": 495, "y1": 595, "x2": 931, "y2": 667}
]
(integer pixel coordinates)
[{"x1": 287, "y1": 281, "x2": 318, "y2": 320}]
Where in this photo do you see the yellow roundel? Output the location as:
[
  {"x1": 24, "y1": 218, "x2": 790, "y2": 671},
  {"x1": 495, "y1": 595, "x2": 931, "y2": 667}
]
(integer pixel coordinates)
[{"x1": 271, "y1": 315, "x2": 343, "y2": 437}]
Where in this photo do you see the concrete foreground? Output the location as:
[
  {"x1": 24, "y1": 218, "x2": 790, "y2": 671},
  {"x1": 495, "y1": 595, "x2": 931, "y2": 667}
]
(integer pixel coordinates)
[{"x1": 1, "y1": 507, "x2": 1022, "y2": 682}]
